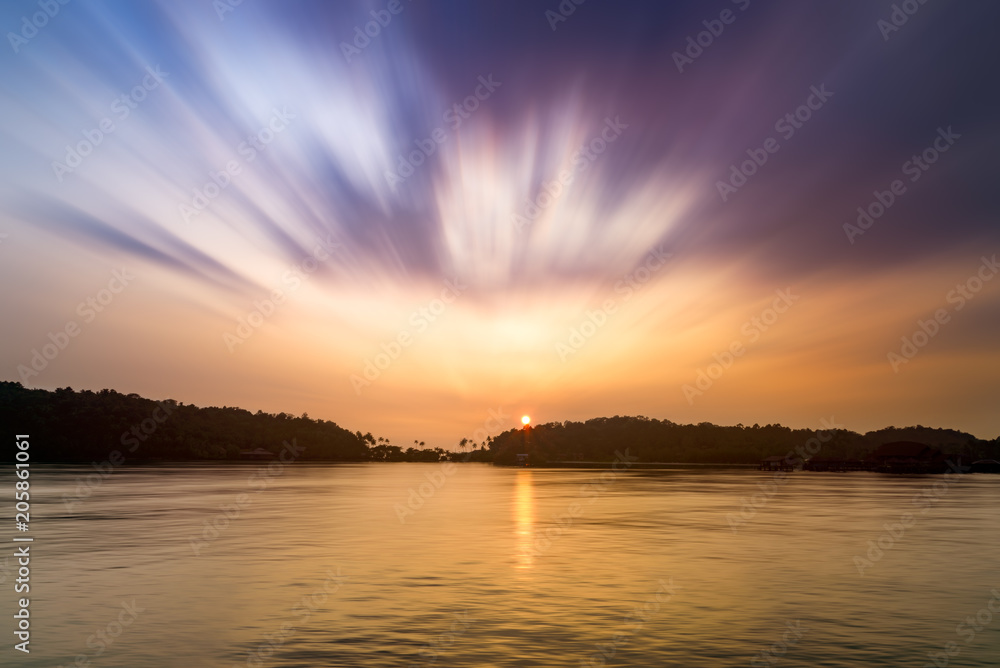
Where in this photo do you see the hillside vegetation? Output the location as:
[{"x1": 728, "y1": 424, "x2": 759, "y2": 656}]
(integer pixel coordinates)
[{"x1": 2, "y1": 382, "x2": 995, "y2": 464}]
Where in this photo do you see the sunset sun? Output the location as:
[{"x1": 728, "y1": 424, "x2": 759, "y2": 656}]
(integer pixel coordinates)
[{"x1": 522, "y1": 415, "x2": 531, "y2": 425}]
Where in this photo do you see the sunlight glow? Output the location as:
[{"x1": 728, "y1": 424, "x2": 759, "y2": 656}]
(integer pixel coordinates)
[{"x1": 514, "y1": 470, "x2": 535, "y2": 570}]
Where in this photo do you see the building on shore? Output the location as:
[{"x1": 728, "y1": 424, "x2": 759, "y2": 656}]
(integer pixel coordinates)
[{"x1": 758, "y1": 455, "x2": 794, "y2": 471}]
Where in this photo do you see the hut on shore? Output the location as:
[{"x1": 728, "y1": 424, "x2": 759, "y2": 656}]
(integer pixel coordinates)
[{"x1": 758, "y1": 455, "x2": 793, "y2": 471}]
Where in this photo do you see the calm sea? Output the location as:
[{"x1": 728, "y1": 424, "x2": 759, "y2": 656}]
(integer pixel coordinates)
[{"x1": 4, "y1": 463, "x2": 999, "y2": 667}]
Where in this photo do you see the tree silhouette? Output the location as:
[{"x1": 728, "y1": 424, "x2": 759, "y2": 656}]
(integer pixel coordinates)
[{"x1": 3, "y1": 381, "x2": 994, "y2": 466}]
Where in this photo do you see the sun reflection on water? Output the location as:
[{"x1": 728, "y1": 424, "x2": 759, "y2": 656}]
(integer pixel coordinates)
[{"x1": 514, "y1": 470, "x2": 535, "y2": 570}]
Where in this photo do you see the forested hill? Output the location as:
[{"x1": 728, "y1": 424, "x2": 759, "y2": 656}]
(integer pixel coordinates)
[
  {"x1": 486, "y1": 416, "x2": 999, "y2": 465},
  {"x1": 2, "y1": 382, "x2": 996, "y2": 464},
  {"x1": 1, "y1": 381, "x2": 373, "y2": 462}
]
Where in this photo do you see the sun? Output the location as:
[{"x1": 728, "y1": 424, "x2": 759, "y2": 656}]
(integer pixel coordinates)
[{"x1": 521, "y1": 415, "x2": 531, "y2": 425}]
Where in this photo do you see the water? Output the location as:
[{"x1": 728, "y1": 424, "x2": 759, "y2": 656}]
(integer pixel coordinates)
[{"x1": 5, "y1": 463, "x2": 1000, "y2": 667}]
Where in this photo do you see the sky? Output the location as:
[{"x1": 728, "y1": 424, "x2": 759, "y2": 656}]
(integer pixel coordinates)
[{"x1": 1, "y1": 0, "x2": 998, "y2": 446}]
